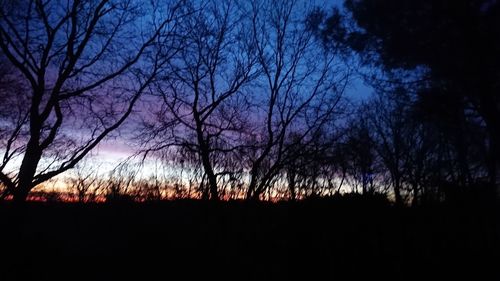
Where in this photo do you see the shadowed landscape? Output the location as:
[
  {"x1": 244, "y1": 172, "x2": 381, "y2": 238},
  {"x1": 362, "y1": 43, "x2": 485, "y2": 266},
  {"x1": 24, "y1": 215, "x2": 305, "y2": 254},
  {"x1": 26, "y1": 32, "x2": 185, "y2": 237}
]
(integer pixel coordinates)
[
  {"x1": 2, "y1": 198, "x2": 499, "y2": 280},
  {"x1": 1, "y1": 0, "x2": 500, "y2": 279}
]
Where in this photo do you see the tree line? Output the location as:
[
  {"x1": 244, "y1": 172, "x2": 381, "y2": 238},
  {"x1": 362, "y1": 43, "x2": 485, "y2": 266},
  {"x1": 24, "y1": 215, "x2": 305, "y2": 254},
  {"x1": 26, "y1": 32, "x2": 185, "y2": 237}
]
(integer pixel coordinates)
[{"x1": 1, "y1": 0, "x2": 498, "y2": 204}]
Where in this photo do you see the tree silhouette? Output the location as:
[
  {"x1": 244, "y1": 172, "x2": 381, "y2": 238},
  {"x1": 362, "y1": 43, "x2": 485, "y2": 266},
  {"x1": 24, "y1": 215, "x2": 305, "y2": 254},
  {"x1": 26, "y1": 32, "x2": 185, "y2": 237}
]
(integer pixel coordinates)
[
  {"x1": 313, "y1": 0, "x2": 500, "y2": 200},
  {"x1": 139, "y1": 0, "x2": 258, "y2": 200},
  {"x1": 138, "y1": 0, "x2": 349, "y2": 201},
  {"x1": 0, "y1": 0, "x2": 183, "y2": 202},
  {"x1": 65, "y1": 159, "x2": 100, "y2": 203},
  {"x1": 243, "y1": 0, "x2": 348, "y2": 200}
]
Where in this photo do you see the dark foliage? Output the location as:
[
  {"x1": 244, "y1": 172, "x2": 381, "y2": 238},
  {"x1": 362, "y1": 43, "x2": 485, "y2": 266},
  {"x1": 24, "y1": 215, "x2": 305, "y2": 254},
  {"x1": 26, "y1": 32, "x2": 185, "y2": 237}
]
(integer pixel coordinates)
[{"x1": 311, "y1": 0, "x2": 500, "y2": 203}]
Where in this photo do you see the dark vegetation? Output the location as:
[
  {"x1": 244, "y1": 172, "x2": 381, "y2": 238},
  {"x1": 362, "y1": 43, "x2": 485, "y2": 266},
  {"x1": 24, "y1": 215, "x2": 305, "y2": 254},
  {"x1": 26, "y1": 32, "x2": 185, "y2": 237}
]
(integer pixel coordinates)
[
  {"x1": 1, "y1": 0, "x2": 500, "y2": 279},
  {"x1": 1, "y1": 0, "x2": 499, "y2": 204},
  {"x1": 2, "y1": 198, "x2": 498, "y2": 280}
]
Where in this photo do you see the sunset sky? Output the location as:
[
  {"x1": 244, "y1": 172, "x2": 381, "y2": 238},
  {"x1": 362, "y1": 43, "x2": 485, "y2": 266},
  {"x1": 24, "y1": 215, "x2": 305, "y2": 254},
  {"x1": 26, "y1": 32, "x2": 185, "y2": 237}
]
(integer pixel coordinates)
[
  {"x1": 0, "y1": 0, "x2": 375, "y2": 199},
  {"x1": 84, "y1": 0, "x2": 374, "y2": 168}
]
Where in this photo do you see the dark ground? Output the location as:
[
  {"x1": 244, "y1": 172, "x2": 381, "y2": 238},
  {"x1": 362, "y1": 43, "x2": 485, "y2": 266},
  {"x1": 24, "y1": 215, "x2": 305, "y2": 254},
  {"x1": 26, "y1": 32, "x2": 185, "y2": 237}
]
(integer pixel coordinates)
[{"x1": 1, "y1": 195, "x2": 499, "y2": 280}]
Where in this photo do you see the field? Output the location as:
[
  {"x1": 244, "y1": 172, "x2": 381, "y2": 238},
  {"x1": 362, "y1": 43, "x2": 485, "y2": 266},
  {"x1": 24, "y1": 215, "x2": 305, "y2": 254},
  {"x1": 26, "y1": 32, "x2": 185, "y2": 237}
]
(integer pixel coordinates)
[{"x1": 2, "y1": 196, "x2": 499, "y2": 280}]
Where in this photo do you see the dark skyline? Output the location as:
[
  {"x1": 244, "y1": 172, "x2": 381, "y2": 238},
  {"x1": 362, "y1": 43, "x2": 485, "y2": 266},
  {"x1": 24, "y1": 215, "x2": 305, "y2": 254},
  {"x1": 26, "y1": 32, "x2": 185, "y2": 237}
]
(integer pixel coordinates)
[
  {"x1": 1, "y1": 1, "x2": 498, "y2": 280},
  {"x1": 0, "y1": 0, "x2": 498, "y2": 203}
]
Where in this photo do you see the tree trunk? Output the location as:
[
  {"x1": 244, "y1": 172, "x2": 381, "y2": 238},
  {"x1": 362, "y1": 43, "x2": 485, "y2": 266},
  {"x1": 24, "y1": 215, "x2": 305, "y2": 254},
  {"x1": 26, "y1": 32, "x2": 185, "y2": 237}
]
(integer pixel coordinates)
[
  {"x1": 287, "y1": 168, "x2": 296, "y2": 201},
  {"x1": 411, "y1": 184, "x2": 419, "y2": 207},
  {"x1": 199, "y1": 144, "x2": 218, "y2": 201},
  {"x1": 393, "y1": 177, "x2": 403, "y2": 206},
  {"x1": 13, "y1": 188, "x2": 30, "y2": 203},
  {"x1": 193, "y1": 108, "x2": 219, "y2": 201},
  {"x1": 207, "y1": 170, "x2": 219, "y2": 201},
  {"x1": 13, "y1": 139, "x2": 43, "y2": 202},
  {"x1": 246, "y1": 169, "x2": 259, "y2": 200}
]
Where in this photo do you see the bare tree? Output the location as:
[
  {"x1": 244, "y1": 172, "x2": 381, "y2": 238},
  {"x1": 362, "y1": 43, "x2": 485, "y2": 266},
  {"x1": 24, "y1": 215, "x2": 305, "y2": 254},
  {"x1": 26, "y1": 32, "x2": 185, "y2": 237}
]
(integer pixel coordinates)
[
  {"x1": 139, "y1": 0, "x2": 258, "y2": 200},
  {"x1": 127, "y1": 0, "x2": 350, "y2": 202},
  {"x1": 0, "y1": 0, "x2": 184, "y2": 202},
  {"x1": 243, "y1": 0, "x2": 349, "y2": 200},
  {"x1": 0, "y1": 56, "x2": 30, "y2": 196},
  {"x1": 343, "y1": 115, "x2": 380, "y2": 195},
  {"x1": 103, "y1": 162, "x2": 137, "y2": 202},
  {"x1": 65, "y1": 158, "x2": 100, "y2": 202}
]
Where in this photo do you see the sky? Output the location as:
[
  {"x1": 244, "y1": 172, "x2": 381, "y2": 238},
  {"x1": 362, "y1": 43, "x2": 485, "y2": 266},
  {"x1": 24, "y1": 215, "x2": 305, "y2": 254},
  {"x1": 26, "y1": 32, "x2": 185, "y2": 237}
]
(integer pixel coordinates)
[
  {"x1": 85, "y1": 0, "x2": 375, "y2": 174},
  {"x1": 0, "y1": 0, "x2": 375, "y2": 194}
]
